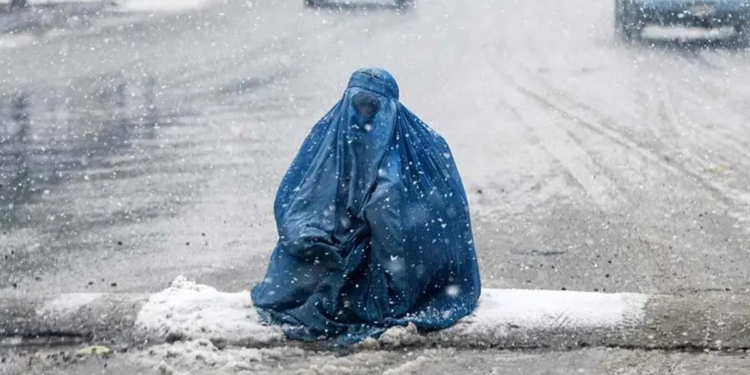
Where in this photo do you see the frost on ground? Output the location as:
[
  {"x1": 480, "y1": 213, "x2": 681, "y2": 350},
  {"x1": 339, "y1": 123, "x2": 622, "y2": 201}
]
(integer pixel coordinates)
[{"x1": 135, "y1": 275, "x2": 284, "y2": 346}]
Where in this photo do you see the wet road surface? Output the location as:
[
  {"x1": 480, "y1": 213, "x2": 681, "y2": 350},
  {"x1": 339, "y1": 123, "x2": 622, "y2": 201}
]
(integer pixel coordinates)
[
  {"x1": 4, "y1": 345, "x2": 750, "y2": 375},
  {"x1": 2, "y1": 0, "x2": 750, "y2": 303}
]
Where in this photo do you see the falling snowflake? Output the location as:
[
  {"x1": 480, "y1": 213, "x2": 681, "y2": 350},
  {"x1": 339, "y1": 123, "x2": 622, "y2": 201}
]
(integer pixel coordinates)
[{"x1": 446, "y1": 285, "x2": 460, "y2": 297}]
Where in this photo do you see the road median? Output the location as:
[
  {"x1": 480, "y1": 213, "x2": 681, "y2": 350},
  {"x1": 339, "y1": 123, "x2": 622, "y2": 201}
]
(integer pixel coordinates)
[{"x1": 2, "y1": 277, "x2": 749, "y2": 352}]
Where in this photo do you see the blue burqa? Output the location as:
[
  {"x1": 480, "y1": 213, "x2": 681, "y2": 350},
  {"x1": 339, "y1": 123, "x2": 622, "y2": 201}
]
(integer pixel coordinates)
[{"x1": 251, "y1": 68, "x2": 481, "y2": 345}]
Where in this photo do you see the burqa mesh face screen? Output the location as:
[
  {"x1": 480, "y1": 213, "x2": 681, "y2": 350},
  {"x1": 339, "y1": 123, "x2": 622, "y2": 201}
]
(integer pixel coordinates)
[{"x1": 352, "y1": 91, "x2": 381, "y2": 118}]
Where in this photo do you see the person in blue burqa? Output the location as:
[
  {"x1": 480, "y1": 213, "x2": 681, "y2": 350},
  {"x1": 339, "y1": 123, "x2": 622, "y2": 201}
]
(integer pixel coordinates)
[{"x1": 251, "y1": 68, "x2": 481, "y2": 345}]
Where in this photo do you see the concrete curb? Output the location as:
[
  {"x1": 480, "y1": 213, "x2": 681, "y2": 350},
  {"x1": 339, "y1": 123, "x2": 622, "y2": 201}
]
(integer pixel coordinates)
[
  {"x1": 430, "y1": 293, "x2": 750, "y2": 351},
  {"x1": 1, "y1": 293, "x2": 148, "y2": 347},
  {"x1": 2, "y1": 281, "x2": 749, "y2": 351}
]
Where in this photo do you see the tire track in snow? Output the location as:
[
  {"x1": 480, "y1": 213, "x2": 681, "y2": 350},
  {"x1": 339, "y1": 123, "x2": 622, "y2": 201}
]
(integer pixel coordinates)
[
  {"x1": 501, "y1": 32, "x2": 750, "y2": 237},
  {"x1": 481, "y1": 45, "x2": 623, "y2": 214},
  {"x1": 503, "y1": 58, "x2": 750, "y2": 215},
  {"x1": 498, "y1": 88, "x2": 623, "y2": 213},
  {"x1": 489, "y1": 53, "x2": 750, "y2": 291},
  {"x1": 478, "y1": 32, "x2": 750, "y2": 292}
]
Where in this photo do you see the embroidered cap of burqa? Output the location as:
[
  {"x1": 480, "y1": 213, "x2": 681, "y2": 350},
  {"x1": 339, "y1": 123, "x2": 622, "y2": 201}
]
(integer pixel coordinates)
[{"x1": 252, "y1": 68, "x2": 481, "y2": 344}]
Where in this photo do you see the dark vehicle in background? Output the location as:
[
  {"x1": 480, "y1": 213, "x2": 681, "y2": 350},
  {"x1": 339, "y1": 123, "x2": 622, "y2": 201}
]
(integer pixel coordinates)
[
  {"x1": 10, "y1": 0, "x2": 27, "y2": 10},
  {"x1": 305, "y1": 0, "x2": 413, "y2": 10},
  {"x1": 615, "y1": 0, "x2": 750, "y2": 40}
]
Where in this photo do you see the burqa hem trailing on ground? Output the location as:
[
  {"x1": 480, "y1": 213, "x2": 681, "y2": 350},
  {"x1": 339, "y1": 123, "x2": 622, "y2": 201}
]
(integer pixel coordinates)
[{"x1": 251, "y1": 68, "x2": 481, "y2": 345}]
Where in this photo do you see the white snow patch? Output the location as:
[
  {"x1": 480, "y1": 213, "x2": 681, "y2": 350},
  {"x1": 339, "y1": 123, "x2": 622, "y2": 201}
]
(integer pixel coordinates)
[
  {"x1": 116, "y1": 0, "x2": 214, "y2": 13},
  {"x1": 0, "y1": 34, "x2": 35, "y2": 50},
  {"x1": 0, "y1": 0, "x2": 215, "y2": 12},
  {"x1": 382, "y1": 356, "x2": 430, "y2": 375},
  {"x1": 27, "y1": 0, "x2": 105, "y2": 3},
  {"x1": 36, "y1": 293, "x2": 103, "y2": 318},
  {"x1": 139, "y1": 339, "x2": 304, "y2": 375},
  {"x1": 135, "y1": 275, "x2": 284, "y2": 346},
  {"x1": 454, "y1": 289, "x2": 648, "y2": 335},
  {"x1": 377, "y1": 323, "x2": 424, "y2": 348},
  {"x1": 297, "y1": 351, "x2": 405, "y2": 375},
  {"x1": 136, "y1": 278, "x2": 646, "y2": 349}
]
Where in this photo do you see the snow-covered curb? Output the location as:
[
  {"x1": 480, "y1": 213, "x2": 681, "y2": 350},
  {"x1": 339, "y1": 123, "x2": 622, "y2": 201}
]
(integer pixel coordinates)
[
  {"x1": 4, "y1": 276, "x2": 750, "y2": 351},
  {"x1": 453, "y1": 288, "x2": 647, "y2": 332},
  {"x1": 135, "y1": 276, "x2": 285, "y2": 347},
  {"x1": 133, "y1": 276, "x2": 647, "y2": 349},
  {"x1": 437, "y1": 288, "x2": 647, "y2": 344}
]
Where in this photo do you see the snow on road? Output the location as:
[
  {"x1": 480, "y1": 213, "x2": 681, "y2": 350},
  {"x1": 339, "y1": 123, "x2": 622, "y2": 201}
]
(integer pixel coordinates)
[
  {"x1": 0, "y1": 33, "x2": 34, "y2": 49},
  {"x1": 2, "y1": 0, "x2": 750, "y2": 302},
  {"x1": 0, "y1": 0, "x2": 215, "y2": 10},
  {"x1": 116, "y1": 0, "x2": 218, "y2": 13}
]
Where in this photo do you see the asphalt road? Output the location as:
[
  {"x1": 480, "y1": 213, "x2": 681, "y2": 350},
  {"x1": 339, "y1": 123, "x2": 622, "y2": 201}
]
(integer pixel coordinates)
[
  {"x1": 4, "y1": 0, "x2": 750, "y2": 298},
  {"x1": 4, "y1": 346, "x2": 750, "y2": 375}
]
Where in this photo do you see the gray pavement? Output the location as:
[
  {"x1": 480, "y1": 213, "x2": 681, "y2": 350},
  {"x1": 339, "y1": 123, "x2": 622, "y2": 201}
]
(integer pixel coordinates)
[
  {"x1": 2, "y1": 0, "x2": 750, "y2": 298},
  {"x1": 3, "y1": 346, "x2": 750, "y2": 375}
]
